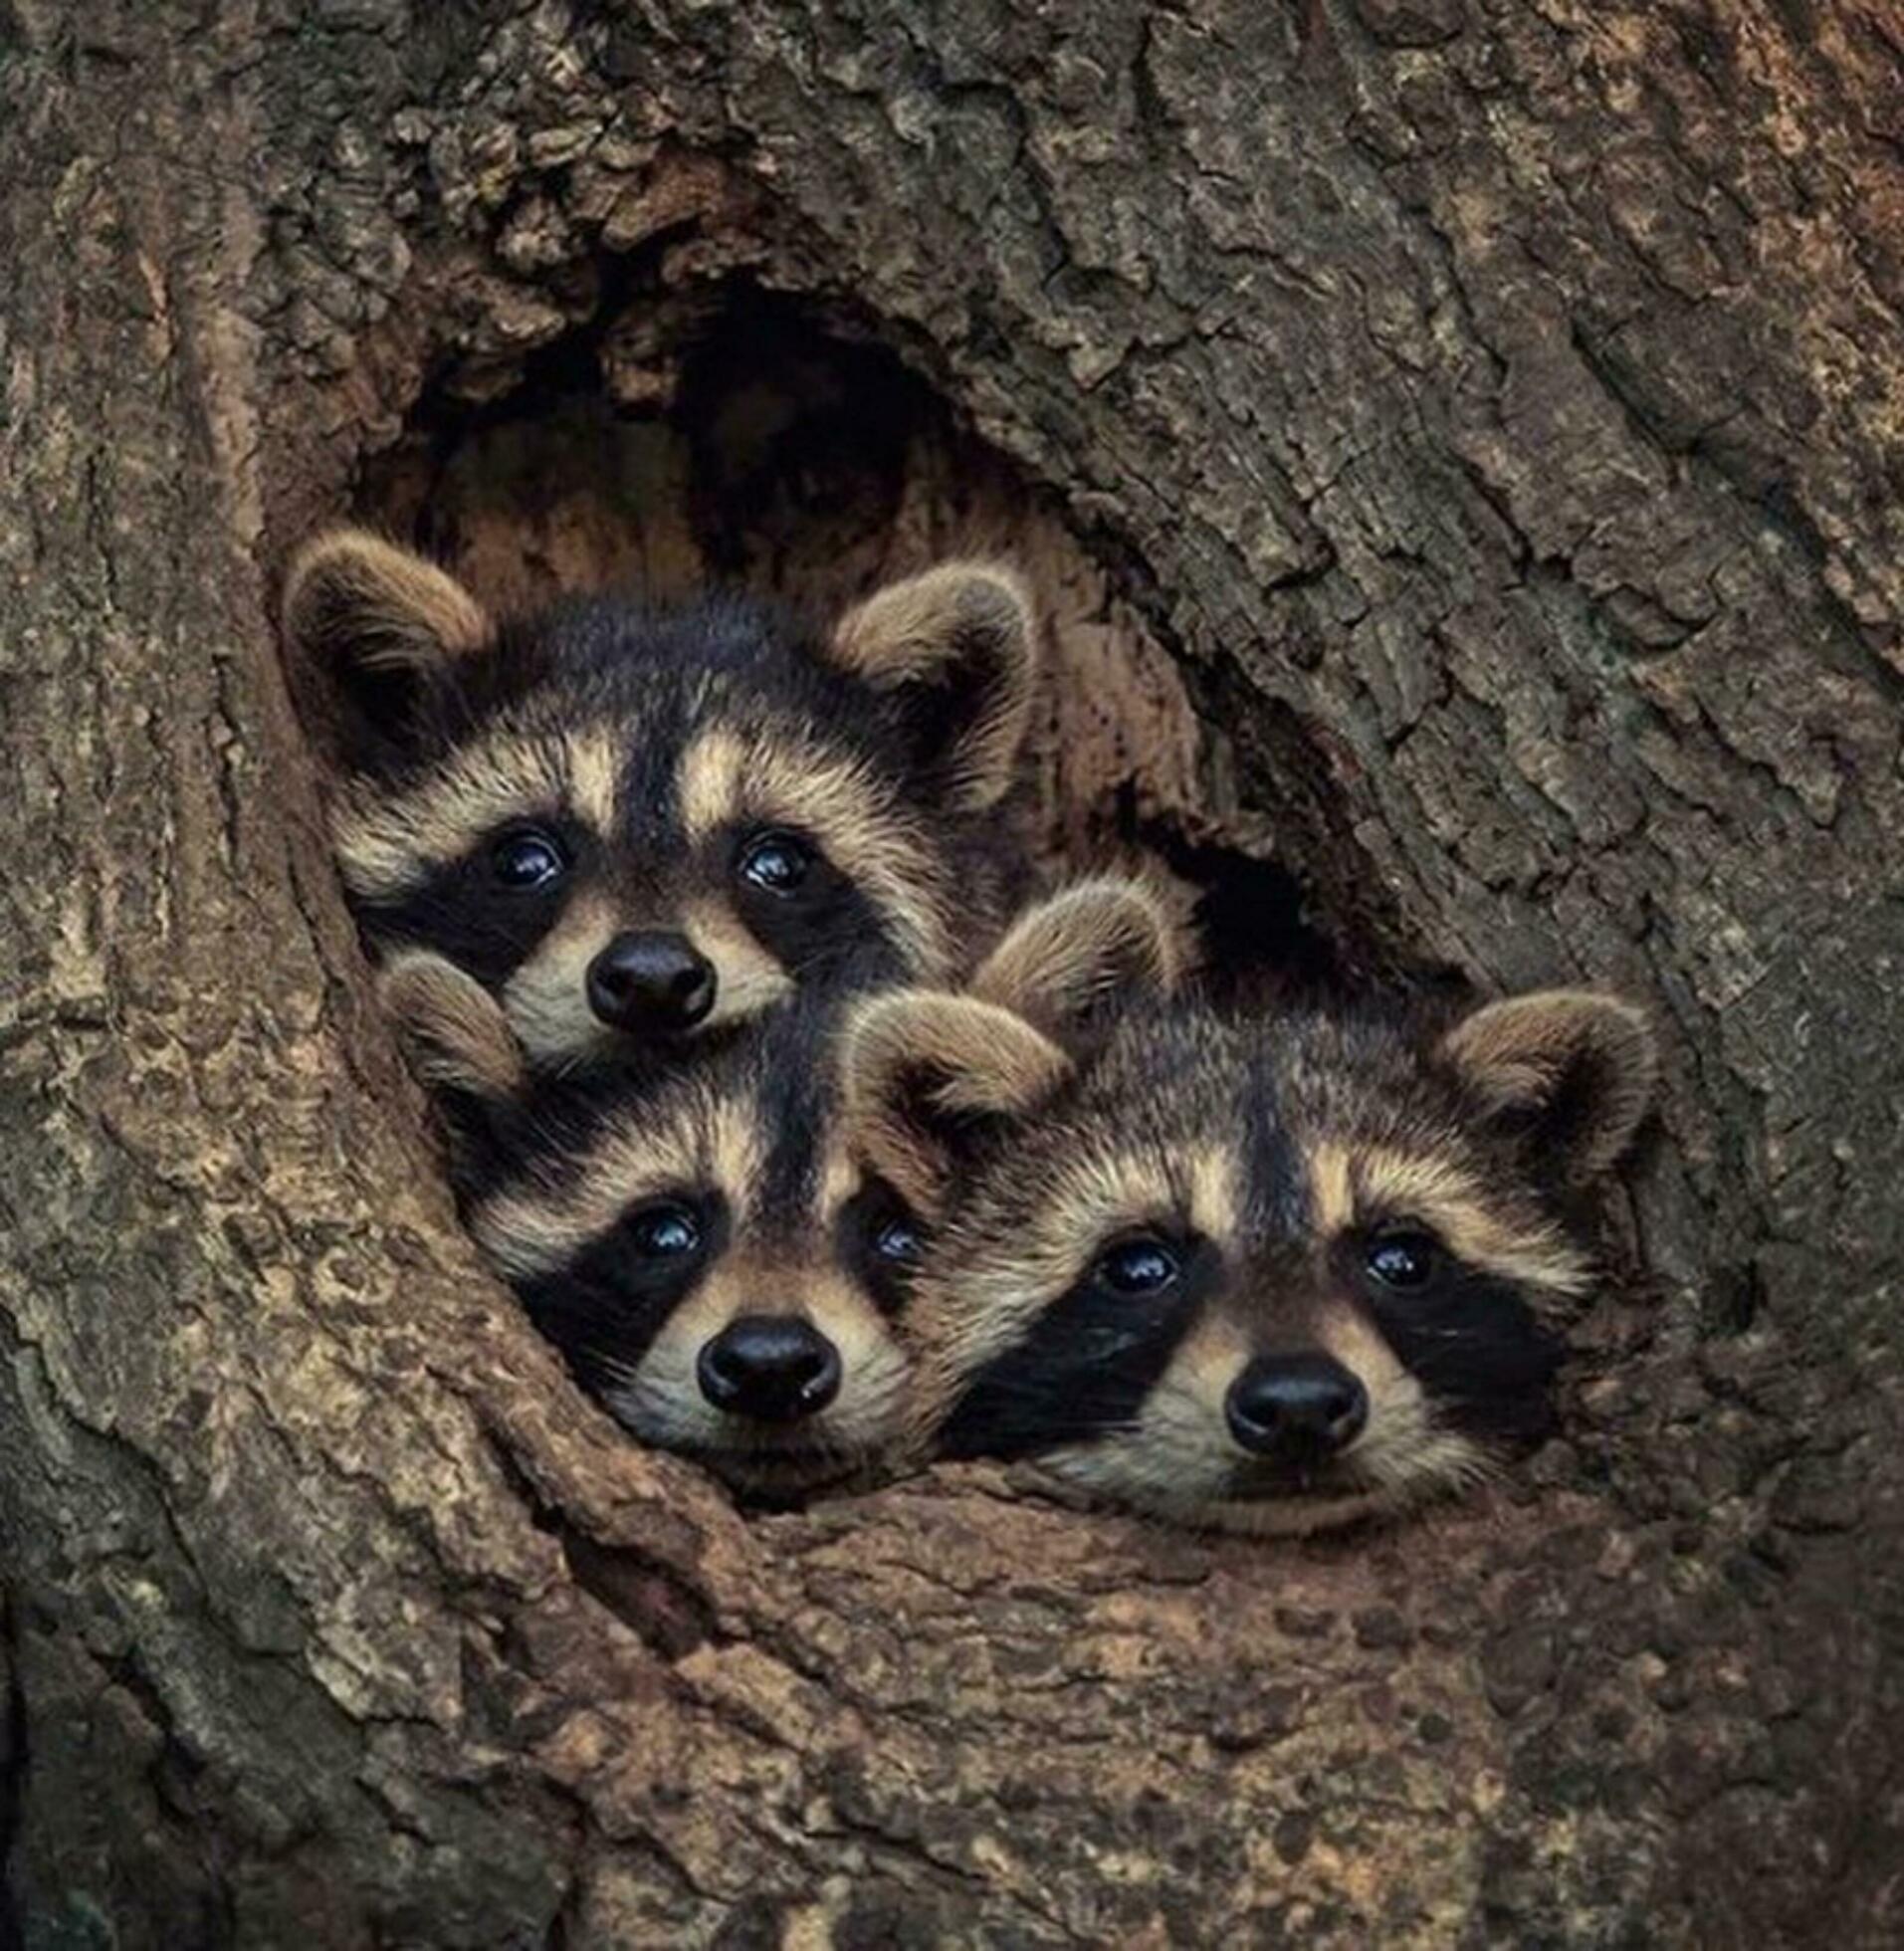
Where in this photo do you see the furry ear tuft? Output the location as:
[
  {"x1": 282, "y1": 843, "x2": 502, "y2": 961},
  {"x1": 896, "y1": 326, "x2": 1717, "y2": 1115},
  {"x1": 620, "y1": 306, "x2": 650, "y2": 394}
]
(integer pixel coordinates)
[
  {"x1": 971, "y1": 876, "x2": 1190, "y2": 1039},
  {"x1": 282, "y1": 530, "x2": 489, "y2": 763},
  {"x1": 842, "y1": 991, "x2": 1071, "y2": 1215},
  {"x1": 1439, "y1": 988, "x2": 1656, "y2": 1183},
  {"x1": 377, "y1": 953, "x2": 528, "y2": 1103},
  {"x1": 828, "y1": 560, "x2": 1038, "y2": 812}
]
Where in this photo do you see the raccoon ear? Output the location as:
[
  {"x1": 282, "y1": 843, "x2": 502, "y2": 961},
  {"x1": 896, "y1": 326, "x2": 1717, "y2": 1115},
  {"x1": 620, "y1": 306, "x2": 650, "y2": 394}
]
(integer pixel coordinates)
[
  {"x1": 971, "y1": 876, "x2": 1189, "y2": 1038},
  {"x1": 282, "y1": 530, "x2": 490, "y2": 762},
  {"x1": 842, "y1": 991, "x2": 1071, "y2": 1215},
  {"x1": 828, "y1": 561, "x2": 1038, "y2": 812},
  {"x1": 1439, "y1": 989, "x2": 1656, "y2": 1183},
  {"x1": 377, "y1": 953, "x2": 528, "y2": 1103}
]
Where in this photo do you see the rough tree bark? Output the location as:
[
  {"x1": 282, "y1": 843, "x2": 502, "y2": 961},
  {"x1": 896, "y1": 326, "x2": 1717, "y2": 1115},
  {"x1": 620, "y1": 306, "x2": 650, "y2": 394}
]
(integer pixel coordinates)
[{"x1": 3, "y1": 2, "x2": 1901, "y2": 1945}]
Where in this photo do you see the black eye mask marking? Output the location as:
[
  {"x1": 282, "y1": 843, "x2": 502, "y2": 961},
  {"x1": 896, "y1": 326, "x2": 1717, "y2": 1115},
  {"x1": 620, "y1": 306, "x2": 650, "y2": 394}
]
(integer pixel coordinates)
[
  {"x1": 726, "y1": 823, "x2": 906, "y2": 986},
  {"x1": 836, "y1": 1182, "x2": 927, "y2": 1319},
  {"x1": 361, "y1": 818, "x2": 588, "y2": 988},
  {"x1": 518, "y1": 1193, "x2": 728, "y2": 1402},
  {"x1": 1353, "y1": 1231, "x2": 1565, "y2": 1439},
  {"x1": 938, "y1": 1236, "x2": 1215, "y2": 1460}
]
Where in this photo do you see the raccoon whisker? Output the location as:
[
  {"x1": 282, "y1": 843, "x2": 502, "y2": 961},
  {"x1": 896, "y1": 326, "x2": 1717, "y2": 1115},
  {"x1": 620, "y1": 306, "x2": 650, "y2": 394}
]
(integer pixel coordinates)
[
  {"x1": 573, "y1": 1346, "x2": 651, "y2": 1391},
  {"x1": 1354, "y1": 1413, "x2": 1491, "y2": 1498},
  {"x1": 1137, "y1": 1382, "x2": 1225, "y2": 1440}
]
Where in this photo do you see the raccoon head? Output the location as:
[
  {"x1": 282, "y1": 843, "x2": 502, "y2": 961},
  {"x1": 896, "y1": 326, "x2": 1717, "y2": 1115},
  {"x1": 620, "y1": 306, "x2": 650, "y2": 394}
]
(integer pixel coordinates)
[
  {"x1": 285, "y1": 533, "x2": 1038, "y2": 1073},
  {"x1": 381, "y1": 961, "x2": 921, "y2": 1497},
  {"x1": 848, "y1": 952, "x2": 1655, "y2": 1536}
]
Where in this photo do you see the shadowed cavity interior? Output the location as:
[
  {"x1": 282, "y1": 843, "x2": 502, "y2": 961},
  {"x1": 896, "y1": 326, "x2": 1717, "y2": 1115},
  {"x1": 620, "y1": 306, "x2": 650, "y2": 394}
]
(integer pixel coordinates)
[{"x1": 354, "y1": 288, "x2": 1351, "y2": 987}]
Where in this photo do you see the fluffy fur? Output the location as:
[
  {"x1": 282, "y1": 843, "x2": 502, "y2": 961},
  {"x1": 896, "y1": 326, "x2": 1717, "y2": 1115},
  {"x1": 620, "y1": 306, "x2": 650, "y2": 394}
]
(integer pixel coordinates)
[
  {"x1": 386, "y1": 960, "x2": 922, "y2": 1499},
  {"x1": 847, "y1": 940, "x2": 1655, "y2": 1535},
  {"x1": 284, "y1": 532, "x2": 1039, "y2": 1074},
  {"x1": 843, "y1": 876, "x2": 1187, "y2": 1216}
]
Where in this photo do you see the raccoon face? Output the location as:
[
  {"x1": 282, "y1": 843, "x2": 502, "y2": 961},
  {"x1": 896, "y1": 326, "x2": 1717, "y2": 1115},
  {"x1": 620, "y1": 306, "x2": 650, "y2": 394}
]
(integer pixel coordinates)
[
  {"x1": 848, "y1": 939, "x2": 1655, "y2": 1535},
  {"x1": 386, "y1": 962, "x2": 921, "y2": 1496},
  {"x1": 283, "y1": 533, "x2": 1036, "y2": 1072}
]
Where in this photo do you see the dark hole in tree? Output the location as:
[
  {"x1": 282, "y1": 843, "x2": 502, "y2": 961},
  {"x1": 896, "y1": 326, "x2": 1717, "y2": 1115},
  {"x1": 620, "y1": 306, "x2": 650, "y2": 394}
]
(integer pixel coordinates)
[{"x1": 356, "y1": 281, "x2": 1350, "y2": 995}]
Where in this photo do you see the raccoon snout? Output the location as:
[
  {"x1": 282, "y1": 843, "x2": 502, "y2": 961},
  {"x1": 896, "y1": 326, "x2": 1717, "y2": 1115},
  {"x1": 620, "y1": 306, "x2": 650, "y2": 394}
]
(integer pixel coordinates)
[
  {"x1": 697, "y1": 1316, "x2": 843, "y2": 1423},
  {"x1": 586, "y1": 931, "x2": 717, "y2": 1032},
  {"x1": 1224, "y1": 1354, "x2": 1369, "y2": 1462}
]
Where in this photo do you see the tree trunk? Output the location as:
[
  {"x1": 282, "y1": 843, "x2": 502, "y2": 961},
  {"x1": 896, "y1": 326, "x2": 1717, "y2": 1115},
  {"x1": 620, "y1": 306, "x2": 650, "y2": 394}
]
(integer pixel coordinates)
[{"x1": 3, "y1": 1, "x2": 1900, "y2": 1944}]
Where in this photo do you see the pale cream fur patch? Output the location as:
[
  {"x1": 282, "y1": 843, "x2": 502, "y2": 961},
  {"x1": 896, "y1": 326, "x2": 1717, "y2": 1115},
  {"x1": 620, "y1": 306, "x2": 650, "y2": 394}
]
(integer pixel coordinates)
[
  {"x1": 564, "y1": 723, "x2": 621, "y2": 836},
  {"x1": 500, "y1": 891, "x2": 625, "y2": 1072},
  {"x1": 1309, "y1": 1140, "x2": 1356, "y2": 1235},
  {"x1": 332, "y1": 721, "x2": 622, "y2": 901},
  {"x1": 676, "y1": 725, "x2": 745, "y2": 844},
  {"x1": 1188, "y1": 1145, "x2": 1241, "y2": 1248},
  {"x1": 677, "y1": 899, "x2": 797, "y2": 1030}
]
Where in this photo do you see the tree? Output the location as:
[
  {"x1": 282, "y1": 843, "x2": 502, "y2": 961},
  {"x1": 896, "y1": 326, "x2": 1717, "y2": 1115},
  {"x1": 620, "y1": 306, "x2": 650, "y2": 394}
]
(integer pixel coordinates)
[{"x1": 3, "y1": 1, "x2": 1900, "y2": 1942}]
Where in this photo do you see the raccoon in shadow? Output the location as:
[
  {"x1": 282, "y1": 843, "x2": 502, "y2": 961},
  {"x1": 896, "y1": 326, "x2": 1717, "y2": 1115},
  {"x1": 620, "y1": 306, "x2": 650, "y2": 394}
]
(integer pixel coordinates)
[
  {"x1": 381, "y1": 953, "x2": 925, "y2": 1500},
  {"x1": 845, "y1": 882, "x2": 1657, "y2": 1535},
  {"x1": 282, "y1": 532, "x2": 1039, "y2": 1076}
]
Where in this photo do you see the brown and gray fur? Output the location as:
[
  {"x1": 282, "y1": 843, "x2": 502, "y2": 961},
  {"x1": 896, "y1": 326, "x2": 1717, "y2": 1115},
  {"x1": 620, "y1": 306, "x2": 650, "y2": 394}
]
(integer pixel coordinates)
[
  {"x1": 283, "y1": 533, "x2": 1039, "y2": 1075},
  {"x1": 383, "y1": 956, "x2": 922, "y2": 1498},
  {"x1": 845, "y1": 892, "x2": 1656, "y2": 1535}
]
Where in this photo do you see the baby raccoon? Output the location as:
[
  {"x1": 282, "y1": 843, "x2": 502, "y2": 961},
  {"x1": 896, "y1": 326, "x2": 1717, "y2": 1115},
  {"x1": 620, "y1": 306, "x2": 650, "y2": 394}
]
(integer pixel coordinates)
[
  {"x1": 282, "y1": 532, "x2": 1037, "y2": 1073},
  {"x1": 846, "y1": 906, "x2": 1656, "y2": 1535},
  {"x1": 382, "y1": 955, "x2": 922, "y2": 1498}
]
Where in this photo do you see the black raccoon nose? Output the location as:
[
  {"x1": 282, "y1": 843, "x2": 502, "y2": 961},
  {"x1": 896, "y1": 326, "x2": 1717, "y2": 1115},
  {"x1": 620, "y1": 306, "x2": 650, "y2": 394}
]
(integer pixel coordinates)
[
  {"x1": 586, "y1": 931, "x2": 717, "y2": 1030},
  {"x1": 697, "y1": 1316, "x2": 842, "y2": 1423},
  {"x1": 1225, "y1": 1354, "x2": 1369, "y2": 1461}
]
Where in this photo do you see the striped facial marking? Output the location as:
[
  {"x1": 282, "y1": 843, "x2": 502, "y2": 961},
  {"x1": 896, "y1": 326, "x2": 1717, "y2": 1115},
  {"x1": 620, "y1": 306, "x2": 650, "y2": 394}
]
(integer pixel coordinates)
[
  {"x1": 475, "y1": 1061, "x2": 921, "y2": 1494},
  {"x1": 911, "y1": 1021, "x2": 1584, "y2": 1532}
]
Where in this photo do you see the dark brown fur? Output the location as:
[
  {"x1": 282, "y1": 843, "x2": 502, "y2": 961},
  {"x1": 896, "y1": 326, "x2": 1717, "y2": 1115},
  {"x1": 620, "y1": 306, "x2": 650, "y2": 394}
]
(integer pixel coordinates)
[
  {"x1": 383, "y1": 958, "x2": 920, "y2": 1498},
  {"x1": 847, "y1": 908, "x2": 1654, "y2": 1534},
  {"x1": 285, "y1": 532, "x2": 1039, "y2": 1075}
]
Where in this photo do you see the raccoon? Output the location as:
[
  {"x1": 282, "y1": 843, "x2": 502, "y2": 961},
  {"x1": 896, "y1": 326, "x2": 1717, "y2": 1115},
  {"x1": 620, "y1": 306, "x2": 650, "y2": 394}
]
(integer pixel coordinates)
[
  {"x1": 282, "y1": 533, "x2": 1037, "y2": 1074},
  {"x1": 382, "y1": 954, "x2": 922, "y2": 1497},
  {"x1": 845, "y1": 902, "x2": 1656, "y2": 1535}
]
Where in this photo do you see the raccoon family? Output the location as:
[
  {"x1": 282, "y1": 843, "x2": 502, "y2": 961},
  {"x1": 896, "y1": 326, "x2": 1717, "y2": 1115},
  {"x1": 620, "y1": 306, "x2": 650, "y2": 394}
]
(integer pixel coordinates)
[{"x1": 4, "y1": 1, "x2": 1901, "y2": 1945}]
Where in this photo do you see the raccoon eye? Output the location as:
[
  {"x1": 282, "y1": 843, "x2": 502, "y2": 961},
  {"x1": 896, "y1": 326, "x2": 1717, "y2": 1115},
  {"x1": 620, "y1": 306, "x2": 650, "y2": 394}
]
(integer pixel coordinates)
[
  {"x1": 1095, "y1": 1236, "x2": 1182, "y2": 1296},
  {"x1": 626, "y1": 1202, "x2": 702, "y2": 1259},
  {"x1": 737, "y1": 830, "x2": 811, "y2": 896},
  {"x1": 490, "y1": 826, "x2": 568, "y2": 891},
  {"x1": 1366, "y1": 1230, "x2": 1440, "y2": 1290},
  {"x1": 872, "y1": 1214, "x2": 923, "y2": 1265}
]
